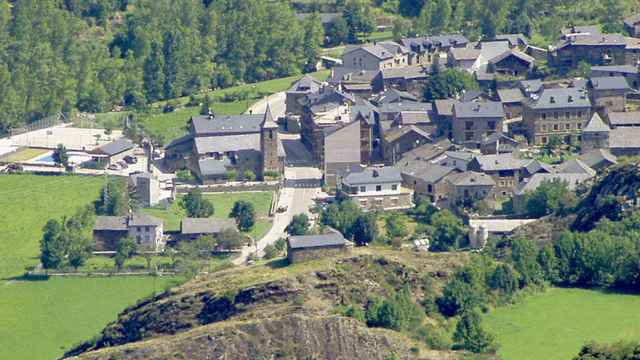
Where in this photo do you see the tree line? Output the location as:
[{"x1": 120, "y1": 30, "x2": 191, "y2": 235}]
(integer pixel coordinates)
[{"x1": 0, "y1": 0, "x2": 325, "y2": 134}]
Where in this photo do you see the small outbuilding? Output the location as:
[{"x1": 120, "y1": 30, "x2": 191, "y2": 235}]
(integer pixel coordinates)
[{"x1": 287, "y1": 231, "x2": 351, "y2": 264}]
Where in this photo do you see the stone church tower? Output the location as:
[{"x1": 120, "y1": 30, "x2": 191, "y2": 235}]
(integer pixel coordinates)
[
  {"x1": 581, "y1": 112, "x2": 610, "y2": 154},
  {"x1": 261, "y1": 103, "x2": 280, "y2": 176}
]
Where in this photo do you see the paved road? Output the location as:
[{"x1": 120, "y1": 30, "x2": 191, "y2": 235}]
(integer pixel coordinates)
[
  {"x1": 245, "y1": 91, "x2": 286, "y2": 119},
  {"x1": 233, "y1": 166, "x2": 322, "y2": 265}
]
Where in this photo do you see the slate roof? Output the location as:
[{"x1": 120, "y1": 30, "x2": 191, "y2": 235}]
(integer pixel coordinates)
[
  {"x1": 454, "y1": 101, "x2": 504, "y2": 118},
  {"x1": 523, "y1": 159, "x2": 555, "y2": 176},
  {"x1": 494, "y1": 34, "x2": 528, "y2": 48},
  {"x1": 324, "y1": 121, "x2": 361, "y2": 164},
  {"x1": 375, "y1": 88, "x2": 417, "y2": 104},
  {"x1": 488, "y1": 49, "x2": 535, "y2": 65},
  {"x1": 350, "y1": 98, "x2": 378, "y2": 125},
  {"x1": 471, "y1": 153, "x2": 530, "y2": 171},
  {"x1": 289, "y1": 74, "x2": 323, "y2": 93},
  {"x1": 482, "y1": 132, "x2": 519, "y2": 147},
  {"x1": 497, "y1": 88, "x2": 525, "y2": 104},
  {"x1": 578, "y1": 149, "x2": 617, "y2": 169},
  {"x1": 624, "y1": 14, "x2": 640, "y2": 27},
  {"x1": 399, "y1": 138, "x2": 453, "y2": 163},
  {"x1": 608, "y1": 111, "x2": 640, "y2": 126},
  {"x1": 561, "y1": 25, "x2": 601, "y2": 36},
  {"x1": 129, "y1": 214, "x2": 163, "y2": 227},
  {"x1": 198, "y1": 158, "x2": 231, "y2": 176},
  {"x1": 515, "y1": 173, "x2": 593, "y2": 195},
  {"x1": 192, "y1": 114, "x2": 264, "y2": 135},
  {"x1": 378, "y1": 41, "x2": 410, "y2": 55},
  {"x1": 379, "y1": 101, "x2": 432, "y2": 114},
  {"x1": 448, "y1": 171, "x2": 496, "y2": 186},
  {"x1": 400, "y1": 35, "x2": 469, "y2": 52},
  {"x1": 461, "y1": 90, "x2": 485, "y2": 103},
  {"x1": 609, "y1": 127, "x2": 640, "y2": 148},
  {"x1": 556, "y1": 34, "x2": 626, "y2": 49},
  {"x1": 589, "y1": 76, "x2": 631, "y2": 91},
  {"x1": 519, "y1": 79, "x2": 543, "y2": 94},
  {"x1": 449, "y1": 47, "x2": 480, "y2": 61},
  {"x1": 343, "y1": 167, "x2": 403, "y2": 185},
  {"x1": 526, "y1": 87, "x2": 590, "y2": 109},
  {"x1": 344, "y1": 44, "x2": 395, "y2": 60},
  {"x1": 591, "y1": 65, "x2": 639, "y2": 75},
  {"x1": 193, "y1": 134, "x2": 261, "y2": 154},
  {"x1": 380, "y1": 66, "x2": 429, "y2": 80},
  {"x1": 402, "y1": 164, "x2": 457, "y2": 183},
  {"x1": 582, "y1": 113, "x2": 610, "y2": 133},
  {"x1": 288, "y1": 231, "x2": 346, "y2": 249},
  {"x1": 181, "y1": 218, "x2": 237, "y2": 235},
  {"x1": 330, "y1": 67, "x2": 380, "y2": 84},
  {"x1": 434, "y1": 99, "x2": 458, "y2": 116},
  {"x1": 383, "y1": 125, "x2": 432, "y2": 143},
  {"x1": 399, "y1": 112, "x2": 432, "y2": 126},
  {"x1": 92, "y1": 138, "x2": 134, "y2": 156},
  {"x1": 444, "y1": 151, "x2": 475, "y2": 162},
  {"x1": 94, "y1": 216, "x2": 128, "y2": 231},
  {"x1": 555, "y1": 159, "x2": 597, "y2": 176}
]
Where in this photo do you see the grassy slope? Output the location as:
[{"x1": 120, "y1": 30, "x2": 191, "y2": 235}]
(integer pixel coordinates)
[
  {"x1": 484, "y1": 287, "x2": 640, "y2": 360},
  {"x1": 0, "y1": 148, "x2": 48, "y2": 163},
  {"x1": 0, "y1": 276, "x2": 181, "y2": 360},
  {"x1": 141, "y1": 192, "x2": 274, "y2": 239},
  {"x1": 0, "y1": 174, "x2": 105, "y2": 279}
]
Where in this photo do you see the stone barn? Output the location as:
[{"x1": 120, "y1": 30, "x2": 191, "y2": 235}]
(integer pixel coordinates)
[{"x1": 287, "y1": 231, "x2": 351, "y2": 264}]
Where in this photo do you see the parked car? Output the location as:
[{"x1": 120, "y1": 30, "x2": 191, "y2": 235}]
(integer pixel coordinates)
[
  {"x1": 124, "y1": 155, "x2": 138, "y2": 164},
  {"x1": 117, "y1": 160, "x2": 128, "y2": 169},
  {"x1": 107, "y1": 163, "x2": 120, "y2": 171}
]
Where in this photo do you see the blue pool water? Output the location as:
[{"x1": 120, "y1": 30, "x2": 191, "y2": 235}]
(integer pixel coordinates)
[{"x1": 34, "y1": 153, "x2": 55, "y2": 164}]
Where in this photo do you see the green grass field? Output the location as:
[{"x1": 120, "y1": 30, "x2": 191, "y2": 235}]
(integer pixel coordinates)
[
  {"x1": 0, "y1": 276, "x2": 181, "y2": 360},
  {"x1": 0, "y1": 174, "x2": 106, "y2": 279},
  {"x1": 484, "y1": 287, "x2": 640, "y2": 360},
  {"x1": 141, "y1": 191, "x2": 274, "y2": 239},
  {"x1": 0, "y1": 148, "x2": 48, "y2": 163}
]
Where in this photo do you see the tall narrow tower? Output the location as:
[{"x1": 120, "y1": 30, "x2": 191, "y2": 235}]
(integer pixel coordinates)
[{"x1": 261, "y1": 103, "x2": 280, "y2": 176}]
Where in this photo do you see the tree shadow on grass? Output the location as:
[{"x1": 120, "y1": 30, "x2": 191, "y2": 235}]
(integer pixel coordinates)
[
  {"x1": 4, "y1": 274, "x2": 50, "y2": 282},
  {"x1": 267, "y1": 258, "x2": 289, "y2": 269}
]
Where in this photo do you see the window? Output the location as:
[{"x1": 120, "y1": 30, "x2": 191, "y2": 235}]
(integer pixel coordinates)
[
  {"x1": 488, "y1": 121, "x2": 496, "y2": 130},
  {"x1": 376, "y1": 185, "x2": 382, "y2": 192},
  {"x1": 465, "y1": 132, "x2": 474, "y2": 141},
  {"x1": 360, "y1": 186, "x2": 366, "y2": 193},
  {"x1": 391, "y1": 184, "x2": 398, "y2": 191},
  {"x1": 145, "y1": 227, "x2": 150, "y2": 232},
  {"x1": 578, "y1": 111, "x2": 583, "y2": 118},
  {"x1": 565, "y1": 112, "x2": 570, "y2": 119},
  {"x1": 542, "y1": 113, "x2": 547, "y2": 120},
  {"x1": 465, "y1": 121, "x2": 474, "y2": 130},
  {"x1": 391, "y1": 198, "x2": 399, "y2": 206},
  {"x1": 565, "y1": 123, "x2": 571, "y2": 130},
  {"x1": 577, "y1": 122, "x2": 582, "y2": 129},
  {"x1": 360, "y1": 199, "x2": 367, "y2": 207},
  {"x1": 542, "y1": 124, "x2": 547, "y2": 131},
  {"x1": 554, "y1": 112, "x2": 559, "y2": 119},
  {"x1": 553, "y1": 124, "x2": 559, "y2": 131},
  {"x1": 541, "y1": 136, "x2": 548, "y2": 144},
  {"x1": 427, "y1": 184, "x2": 433, "y2": 193}
]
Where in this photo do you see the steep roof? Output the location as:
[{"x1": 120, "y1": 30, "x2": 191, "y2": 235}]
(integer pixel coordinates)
[
  {"x1": 556, "y1": 33, "x2": 626, "y2": 49},
  {"x1": 453, "y1": 101, "x2": 504, "y2": 118},
  {"x1": 494, "y1": 33, "x2": 528, "y2": 48},
  {"x1": 288, "y1": 231, "x2": 346, "y2": 249},
  {"x1": 434, "y1": 99, "x2": 458, "y2": 116},
  {"x1": 383, "y1": 125, "x2": 432, "y2": 143},
  {"x1": 343, "y1": 167, "x2": 403, "y2": 185},
  {"x1": 582, "y1": 113, "x2": 610, "y2": 133},
  {"x1": 181, "y1": 218, "x2": 237, "y2": 235},
  {"x1": 94, "y1": 216, "x2": 128, "y2": 231},
  {"x1": 589, "y1": 76, "x2": 631, "y2": 91},
  {"x1": 402, "y1": 164, "x2": 457, "y2": 183},
  {"x1": 526, "y1": 87, "x2": 591, "y2": 110},
  {"x1": 591, "y1": 65, "x2": 639, "y2": 75},
  {"x1": 344, "y1": 44, "x2": 394, "y2": 60},
  {"x1": 449, "y1": 47, "x2": 481, "y2": 61},
  {"x1": 488, "y1": 49, "x2": 535, "y2": 65},
  {"x1": 555, "y1": 159, "x2": 596, "y2": 176},
  {"x1": 579, "y1": 149, "x2": 617, "y2": 169},
  {"x1": 374, "y1": 88, "x2": 417, "y2": 104},
  {"x1": 324, "y1": 121, "x2": 360, "y2": 164},
  {"x1": 380, "y1": 66, "x2": 429, "y2": 80},
  {"x1": 289, "y1": 74, "x2": 323, "y2": 93},
  {"x1": 262, "y1": 103, "x2": 278, "y2": 129}
]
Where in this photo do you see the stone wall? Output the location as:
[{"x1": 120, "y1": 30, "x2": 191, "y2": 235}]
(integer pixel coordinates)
[{"x1": 287, "y1": 244, "x2": 350, "y2": 264}]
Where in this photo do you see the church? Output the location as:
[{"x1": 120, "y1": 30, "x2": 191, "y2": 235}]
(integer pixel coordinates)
[{"x1": 164, "y1": 105, "x2": 285, "y2": 183}]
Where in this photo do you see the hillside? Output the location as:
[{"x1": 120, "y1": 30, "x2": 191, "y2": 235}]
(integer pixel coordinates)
[{"x1": 64, "y1": 248, "x2": 472, "y2": 359}]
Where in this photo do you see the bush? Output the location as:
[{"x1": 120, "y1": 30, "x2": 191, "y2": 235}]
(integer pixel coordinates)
[
  {"x1": 243, "y1": 170, "x2": 256, "y2": 181},
  {"x1": 263, "y1": 244, "x2": 279, "y2": 259},
  {"x1": 340, "y1": 304, "x2": 366, "y2": 322}
]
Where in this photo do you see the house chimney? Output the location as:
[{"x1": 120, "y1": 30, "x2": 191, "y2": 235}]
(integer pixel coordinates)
[
  {"x1": 568, "y1": 95, "x2": 574, "y2": 103},
  {"x1": 549, "y1": 96, "x2": 556, "y2": 104},
  {"x1": 372, "y1": 169, "x2": 380, "y2": 178}
]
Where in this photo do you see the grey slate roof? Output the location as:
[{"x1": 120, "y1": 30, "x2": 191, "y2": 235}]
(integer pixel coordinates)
[
  {"x1": 324, "y1": 121, "x2": 361, "y2": 164},
  {"x1": 561, "y1": 25, "x2": 601, "y2": 36},
  {"x1": 609, "y1": 127, "x2": 640, "y2": 149},
  {"x1": 449, "y1": 47, "x2": 480, "y2": 61},
  {"x1": 402, "y1": 164, "x2": 457, "y2": 183},
  {"x1": 526, "y1": 87, "x2": 590, "y2": 110},
  {"x1": 582, "y1": 113, "x2": 610, "y2": 133},
  {"x1": 380, "y1": 66, "x2": 429, "y2": 80},
  {"x1": 343, "y1": 167, "x2": 403, "y2": 186},
  {"x1": 519, "y1": 79, "x2": 543, "y2": 94},
  {"x1": 129, "y1": 213, "x2": 163, "y2": 227},
  {"x1": 589, "y1": 76, "x2": 631, "y2": 91},
  {"x1": 454, "y1": 101, "x2": 504, "y2": 118},
  {"x1": 350, "y1": 98, "x2": 378, "y2": 125},
  {"x1": 399, "y1": 138, "x2": 453, "y2": 163},
  {"x1": 399, "y1": 112, "x2": 432, "y2": 126},
  {"x1": 379, "y1": 41, "x2": 410, "y2": 55},
  {"x1": 515, "y1": 173, "x2": 593, "y2": 195},
  {"x1": 198, "y1": 158, "x2": 231, "y2": 176},
  {"x1": 579, "y1": 149, "x2": 617, "y2": 169},
  {"x1": 94, "y1": 216, "x2": 128, "y2": 231},
  {"x1": 383, "y1": 125, "x2": 431, "y2": 143},
  {"x1": 488, "y1": 49, "x2": 535, "y2": 65},
  {"x1": 556, "y1": 33, "x2": 626, "y2": 49},
  {"x1": 497, "y1": 88, "x2": 524, "y2": 104},
  {"x1": 288, "y1": 231, "x2": 346, "y2": 249},
  {"x1": 449, "y1": 171, "x2": 496, "y2": 186},
  {"x1": 494, "y1": 34, "x2": 528, "y2": 48},
  {"x1": 624, "y1": 14, "x2": 640, "y2": 27},
  {"x1": 344, "y1": 44, "x2": 394, "y2": 60},
  {"x1": 608, "y1": 111, "x2": 640, "y2": 127},
  {"x1": 93, "y1": 138, "x2": 134, "y2": 156},
  {"x1": 192, "y1": 114, "x2": 264, "y2": 135},
  {"x1": 375, "y1": 88, "x2": 417, "y2": 104},
  {"x1": 289, "y1": 74, "x2": 323, "y2": 93},
  {"x1": 181, "y1": 218, "x2": 237, "y2": 235},
  {"x1": 434, "y1": 99, "x2": 458, "y2": 116},
  {"x1": 379, "y1": 101, "x2": 432, "y2": 114},
  {"x1": 471, "y1": 153, "x2": 530, "y2": 171},
  {"x1": 194, "y1": 134, "x2": 261, "y2": 154},
  {"x1": 555, "y1": 159, "x2": 596, "y2": 176},
  {"x1": 591, "y1": 65, "x2": 639, "y2": 75}
]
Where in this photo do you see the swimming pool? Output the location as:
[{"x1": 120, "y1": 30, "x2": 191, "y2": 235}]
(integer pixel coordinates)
[{"x1": 33, "y1": 153, "x2": 56, "y2": 164}]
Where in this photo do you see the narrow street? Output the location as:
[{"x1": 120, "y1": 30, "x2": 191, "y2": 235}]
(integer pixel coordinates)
[{"x1": 233, "y1": 166, "x2": 322, "y2": 265}]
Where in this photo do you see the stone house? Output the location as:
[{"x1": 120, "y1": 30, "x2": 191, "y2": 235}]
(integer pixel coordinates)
[
  {"x1": 551, "y1": 33, "x2": 628, "y2": 68},
  {"x1": 93, "y1": 214, "x2": 164, "y2": 253},
  {"x1": 467, "y1": 153, "x2": 532, "y2": 196},
  {"x1": 400, "y1": 35, "x2": 469, "y2": 66},
  {"x1": 179, "y1": 218, "x2": 238, "y2": 242},
  {"x1": 89, "y1": 137, "x2": 135, "y2": 166},
  {"x1": 341, "y1": 167, "x2": 413, "y2": 211},
  {"x1": 487, "y1": 49, "x2": 535, "y2": 77},
  {"x1": 513, "y1": 173, "x2": 594, "y2": 214},
  {"x1": 625, "y1": 14, "x2": 640, "y2": 37},
  {"x1": 446, "y1": 171, "x2": 496, "y2": 205},
  {"x1": 578, "y1": 148, "x2": 617, "y2": 171},
  {"x1": 591, "y1": 65, "x2": 640, "y2": 89},
  {"x1": 433, "y1": 99, "x2": 459, "y2": 138},
  {"x1": 608, "y1": 127, "x2": 640, "y2": 156},
  {"x1": 522, "y1": 87, "x2": 592, "y2": 145},
  {"x1": 381, "y1": 126, "x2": 432, "y2": 165},
  {"x1": 452, "y1": 101, "x2": 505, "y2": 148},
  {"x1": 447, "y1": 47, "x2": 480, "y2": 71},
  {"x1": 285, "y1": 75, "x2": 323, "y2": 116},
  {"x1": 380, "y1": 66, "x2": 430, "y2": 92},
  {"x1": 497, "y1": 88, "x2": 525, "y2": 119},
  {"x1": 480, "y1": 132, "x2": 521, "y2": 155},
  {"x1": 323, "y1": 121, "x2": 361, "y2": 187},
  {"x1": 589, "y1": 76, "x2": 631, "y2": 112},
  {"x1": 351, "y1": 98, "x2": 378, "y2": 164},
  {"x1": 342, "y1": 42, "x2": 409, "y2": 71},
  {"x1": 581, "y1": 113, "x2": 611, "y2": 153},
  {"x1": 434, "y1": 151, "x2": 474, "y2": 171},
  {"x1": 607, "y1": 111, "x2": 640, "y2": 128},
  {"x1": 287, "y1": 231, "x2": 351, "y2": 264},
  {"x1": 401, "y1": 164, "x2": 459, "y2": 204}
]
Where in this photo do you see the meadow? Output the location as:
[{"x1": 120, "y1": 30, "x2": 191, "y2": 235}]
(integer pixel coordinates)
[
  {"x1": 0, "y1": 276, "x2": 181, "y2": 360},
  {"x1": 484, "y1": 287, "x2": 640, "y2": 360},
  {"x1": 141, "y1": 191, "x2": 274, "y2": 240}
]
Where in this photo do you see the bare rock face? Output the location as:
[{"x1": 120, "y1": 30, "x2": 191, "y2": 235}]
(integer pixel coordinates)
[{"x1": 67, "y1": 315, "x2": 452, "y2": 360}]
